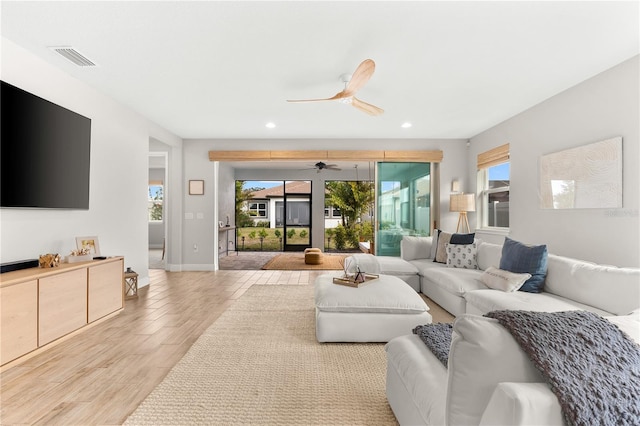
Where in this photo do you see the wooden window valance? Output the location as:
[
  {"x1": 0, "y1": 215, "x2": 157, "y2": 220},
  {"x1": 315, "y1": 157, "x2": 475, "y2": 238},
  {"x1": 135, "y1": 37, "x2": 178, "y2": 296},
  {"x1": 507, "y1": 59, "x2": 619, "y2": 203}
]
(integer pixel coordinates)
[
  {"x1": 208, "y1": 150, "x2": 443, "y2": 163},
  {"x1": 477, "y1": 143, "x2": 510, "y2": 169}
]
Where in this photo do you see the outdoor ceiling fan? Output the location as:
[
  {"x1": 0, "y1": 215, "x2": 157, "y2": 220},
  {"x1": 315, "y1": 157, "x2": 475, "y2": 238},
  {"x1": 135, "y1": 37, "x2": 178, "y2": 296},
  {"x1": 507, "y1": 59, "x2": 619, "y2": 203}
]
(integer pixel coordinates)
[
  {"x1": 287, "y1": 59, "x2": 384, "y2": 116},
  {"x1": 304, "y1": 162, "x2": 341, "y2": 173}
]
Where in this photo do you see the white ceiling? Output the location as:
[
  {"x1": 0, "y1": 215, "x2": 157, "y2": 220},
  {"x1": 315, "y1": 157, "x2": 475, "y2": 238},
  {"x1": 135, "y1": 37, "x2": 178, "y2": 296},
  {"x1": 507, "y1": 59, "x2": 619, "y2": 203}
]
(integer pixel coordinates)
[{"x1": 2, "y1": 1, "x2": 638, "y2": 141}]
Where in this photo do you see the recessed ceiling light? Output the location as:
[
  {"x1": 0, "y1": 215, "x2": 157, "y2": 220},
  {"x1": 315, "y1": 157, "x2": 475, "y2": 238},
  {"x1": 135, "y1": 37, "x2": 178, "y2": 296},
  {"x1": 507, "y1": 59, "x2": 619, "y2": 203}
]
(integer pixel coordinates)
[
  {"x1": 265, "y1": 122, "x2": 276, "y2": 129},
  {"x1": 401, "y1": 122, "x2": 412, "y2": 128}
]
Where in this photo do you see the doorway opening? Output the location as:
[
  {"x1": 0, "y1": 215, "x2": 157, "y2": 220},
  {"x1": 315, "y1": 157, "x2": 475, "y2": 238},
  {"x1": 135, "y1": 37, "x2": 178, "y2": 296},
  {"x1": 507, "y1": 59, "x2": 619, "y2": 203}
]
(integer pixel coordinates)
[
  {"x1": 324, "y1": 179, "x2": 374, "y2": 252},
  {"x1": 235, "y1": 180, "x2": 312, "y2": 253}
]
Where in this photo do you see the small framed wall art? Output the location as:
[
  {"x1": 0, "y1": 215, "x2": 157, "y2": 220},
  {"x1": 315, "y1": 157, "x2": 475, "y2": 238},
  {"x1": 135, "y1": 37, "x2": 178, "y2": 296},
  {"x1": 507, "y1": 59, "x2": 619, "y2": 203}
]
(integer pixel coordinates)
[
  {"x1": 189, "y1": 180, "x2": 204, "y2": 195},
  {"x1": 76, "y1": 236, "x2": 100, "y2": 256}
]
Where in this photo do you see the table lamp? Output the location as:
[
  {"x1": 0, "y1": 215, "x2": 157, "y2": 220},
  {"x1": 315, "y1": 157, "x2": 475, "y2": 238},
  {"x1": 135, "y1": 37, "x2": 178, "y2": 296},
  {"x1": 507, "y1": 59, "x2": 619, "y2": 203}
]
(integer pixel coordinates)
[{"x1": 450, "y1": 193, "x2": 475, "y2": 233}]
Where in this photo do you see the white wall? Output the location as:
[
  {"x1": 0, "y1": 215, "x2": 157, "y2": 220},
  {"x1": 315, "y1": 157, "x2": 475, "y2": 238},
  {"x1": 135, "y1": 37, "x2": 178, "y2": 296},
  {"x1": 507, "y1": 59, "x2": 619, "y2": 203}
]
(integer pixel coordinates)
[
  {"x1": 180, "y1": 138, "x2": 467, "y2": 264},
  {"x1": 469, "y1": 55, "x2": 639, "y2": 266},
  {"x1": 0, "y1": 38, "x2": 182, "y2": 286}
]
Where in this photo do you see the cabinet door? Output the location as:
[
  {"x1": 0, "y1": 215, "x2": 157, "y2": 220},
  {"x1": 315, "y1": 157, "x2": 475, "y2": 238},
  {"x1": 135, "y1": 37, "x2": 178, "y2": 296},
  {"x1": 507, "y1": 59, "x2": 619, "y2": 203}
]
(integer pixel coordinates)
[
  {"x1": 1, "y1": 280, "x2": 38, "y2": 365},
  {"x1": 88, "y1": 259, "x2": 123, "y2": 322},
  {"x1": 39, "y1": 269, "x2": 87, "y2": 346}
]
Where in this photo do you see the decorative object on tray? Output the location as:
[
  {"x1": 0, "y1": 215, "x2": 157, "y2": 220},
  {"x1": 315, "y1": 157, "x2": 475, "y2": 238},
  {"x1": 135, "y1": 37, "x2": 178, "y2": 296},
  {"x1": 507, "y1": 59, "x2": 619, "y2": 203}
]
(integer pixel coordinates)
[
  {"x1": 333, "y1": 272, "x2": 380, "y2": 287},
  {"x1": 75, "y1": 236, "x2": 100, "y2": 256},
  {"x1": 336, "y1": 258, "x2": 378, "y2": 286},
  {"x1": 39, "y1": 253, "x2": 60, "y2": 268},
  {"x1": 67, "y1": 247, "x2": 93, "y2": 263}
]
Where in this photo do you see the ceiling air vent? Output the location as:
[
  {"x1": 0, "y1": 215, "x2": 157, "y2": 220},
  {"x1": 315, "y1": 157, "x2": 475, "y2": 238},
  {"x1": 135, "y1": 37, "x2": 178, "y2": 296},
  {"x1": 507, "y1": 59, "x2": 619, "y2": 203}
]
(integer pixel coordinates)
[{"x1": 50, "y1": 46, "x2": 97, "y2": 67}]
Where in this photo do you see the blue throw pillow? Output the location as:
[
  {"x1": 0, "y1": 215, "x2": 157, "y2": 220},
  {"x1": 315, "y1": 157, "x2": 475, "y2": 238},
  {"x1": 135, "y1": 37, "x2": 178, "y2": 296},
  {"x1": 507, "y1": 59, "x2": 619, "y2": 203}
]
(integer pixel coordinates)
[{"x1": 499, "y1": 237, "x2": 548, "y2": 293}]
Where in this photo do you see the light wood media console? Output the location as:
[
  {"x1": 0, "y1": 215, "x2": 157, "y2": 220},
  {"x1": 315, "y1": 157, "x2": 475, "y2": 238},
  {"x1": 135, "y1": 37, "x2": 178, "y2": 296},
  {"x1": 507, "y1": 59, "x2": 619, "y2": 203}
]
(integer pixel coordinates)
[{"x1": 0, "y1": 257, "x2": 124, "y2": 369}]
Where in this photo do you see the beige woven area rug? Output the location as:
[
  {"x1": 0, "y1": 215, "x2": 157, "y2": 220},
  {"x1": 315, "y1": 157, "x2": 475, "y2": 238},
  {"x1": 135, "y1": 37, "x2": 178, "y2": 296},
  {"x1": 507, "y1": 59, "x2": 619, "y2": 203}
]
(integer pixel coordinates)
[
  {"x1": 124, "y1": 285, "x2": 398, "y2": 425},
  {"x1": 261, "y1": 253, "x2": 349, "y2": 270}
]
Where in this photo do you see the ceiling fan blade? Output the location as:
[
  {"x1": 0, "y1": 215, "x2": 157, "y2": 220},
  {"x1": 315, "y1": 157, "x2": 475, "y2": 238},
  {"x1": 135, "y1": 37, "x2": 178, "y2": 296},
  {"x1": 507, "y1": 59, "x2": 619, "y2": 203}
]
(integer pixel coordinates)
[
  {"x1": 344, "y1": 59, "x2": 375, "y2": 95},
  {"x1": 352, "y1": 97, "x2": 384, "y2": 116},
  {"x1": 287, "y1": 91, "x2": 348, "y2": 103}
]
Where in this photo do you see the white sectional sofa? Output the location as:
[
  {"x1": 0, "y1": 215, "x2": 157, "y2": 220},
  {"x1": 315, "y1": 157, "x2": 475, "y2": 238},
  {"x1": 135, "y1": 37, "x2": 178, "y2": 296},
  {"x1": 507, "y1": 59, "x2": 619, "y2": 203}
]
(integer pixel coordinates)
[
  {"x1": 385, "y1": 234, "x2": 640, "y2": 425},
  {"x1": 400, "y1": 235, "x2": 640, "y2": 317},
  {"x1": 386, "y1": 311, "x2": 640, "y2": 425}
]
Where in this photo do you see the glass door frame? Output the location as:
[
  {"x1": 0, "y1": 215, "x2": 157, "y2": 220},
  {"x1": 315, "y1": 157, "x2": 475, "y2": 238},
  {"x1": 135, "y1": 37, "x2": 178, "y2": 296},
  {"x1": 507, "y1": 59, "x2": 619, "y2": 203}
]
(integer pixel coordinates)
[{"x1": 283, "y1": 190, "x2": 312, "y2": 252}]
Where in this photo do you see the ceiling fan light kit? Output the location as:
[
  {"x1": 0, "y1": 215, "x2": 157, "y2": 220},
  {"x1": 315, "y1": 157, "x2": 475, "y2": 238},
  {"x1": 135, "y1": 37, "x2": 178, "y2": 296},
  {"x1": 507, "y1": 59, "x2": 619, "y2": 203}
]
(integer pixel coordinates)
[{"x1": 287, "y1": 59, "x2": 384, "y2": 116}]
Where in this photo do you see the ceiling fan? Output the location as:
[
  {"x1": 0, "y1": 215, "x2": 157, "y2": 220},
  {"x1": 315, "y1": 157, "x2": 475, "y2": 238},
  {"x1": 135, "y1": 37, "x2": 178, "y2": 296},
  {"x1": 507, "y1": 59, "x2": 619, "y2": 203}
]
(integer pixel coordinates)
[
  {"x1": 305, "y1": 162, "x2": 342, "y2": 173},
  {"x1": 287, "y1": 59, "x2": 384, "y2": 116}
]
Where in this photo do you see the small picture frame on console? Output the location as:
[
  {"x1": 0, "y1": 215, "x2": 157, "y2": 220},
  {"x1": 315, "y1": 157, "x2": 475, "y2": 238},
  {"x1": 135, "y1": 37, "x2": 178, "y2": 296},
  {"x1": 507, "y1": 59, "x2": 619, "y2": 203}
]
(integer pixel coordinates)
[{"x1": 76, "y1": 236, "x2": 101, "y2": 256}]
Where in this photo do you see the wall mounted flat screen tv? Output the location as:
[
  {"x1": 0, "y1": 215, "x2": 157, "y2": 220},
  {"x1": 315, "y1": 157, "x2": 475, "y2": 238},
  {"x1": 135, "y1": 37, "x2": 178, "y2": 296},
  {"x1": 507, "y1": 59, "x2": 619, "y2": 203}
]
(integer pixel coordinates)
[{"x1": 1, "y1": 81, "x2": 91, "y2": 209}]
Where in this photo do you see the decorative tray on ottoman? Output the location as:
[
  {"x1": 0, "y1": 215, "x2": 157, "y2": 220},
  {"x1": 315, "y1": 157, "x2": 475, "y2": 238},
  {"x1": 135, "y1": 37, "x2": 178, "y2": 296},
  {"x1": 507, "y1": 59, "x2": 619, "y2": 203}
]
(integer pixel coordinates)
[{"x1": 332, "y1": 273, "x2": 379, "y2": 288}]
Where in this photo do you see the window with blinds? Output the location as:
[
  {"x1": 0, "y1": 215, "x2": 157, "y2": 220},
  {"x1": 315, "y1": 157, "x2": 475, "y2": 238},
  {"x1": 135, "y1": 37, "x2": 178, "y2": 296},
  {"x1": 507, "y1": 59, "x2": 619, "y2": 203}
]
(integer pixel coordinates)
[{"x1": 477, "y1": 144, "x2": 510, "y2": 229}]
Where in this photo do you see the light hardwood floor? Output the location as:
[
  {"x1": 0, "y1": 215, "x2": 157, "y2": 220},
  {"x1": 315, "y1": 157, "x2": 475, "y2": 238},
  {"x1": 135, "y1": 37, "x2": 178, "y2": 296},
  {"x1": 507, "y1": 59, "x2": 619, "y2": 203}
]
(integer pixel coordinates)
[
  {"x1": 0, "y1": 269, "x2": 316, "y2": 425},
  {"x1": 1, "y1": 269, "x2": 453, "y2": 425}
]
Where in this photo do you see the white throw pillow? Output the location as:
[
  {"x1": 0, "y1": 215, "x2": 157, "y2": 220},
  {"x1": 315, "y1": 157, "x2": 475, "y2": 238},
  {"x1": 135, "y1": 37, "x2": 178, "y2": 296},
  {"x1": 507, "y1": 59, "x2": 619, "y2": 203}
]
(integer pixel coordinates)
[
  {"x1": 481, "y1": 266, "x2": 531, "y2": 292},
  {"x1": 446, "y1": 242, "x2": 478, "y2": 269},
  {"x1": 401, "y1": 236, "x2": 431, "y2": 261}
]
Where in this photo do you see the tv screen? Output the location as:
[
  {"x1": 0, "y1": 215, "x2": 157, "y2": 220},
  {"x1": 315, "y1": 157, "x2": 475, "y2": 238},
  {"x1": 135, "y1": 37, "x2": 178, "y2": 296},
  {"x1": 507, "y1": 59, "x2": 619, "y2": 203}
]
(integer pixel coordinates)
[{"x1": 1, "y1": 81, "x2": 91, "y2": 209}]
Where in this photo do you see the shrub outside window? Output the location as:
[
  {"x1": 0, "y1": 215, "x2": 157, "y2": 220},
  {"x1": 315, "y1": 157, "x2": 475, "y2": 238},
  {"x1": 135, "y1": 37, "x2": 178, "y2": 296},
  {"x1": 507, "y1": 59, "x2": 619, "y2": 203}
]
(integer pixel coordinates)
[{"x1": 148, "y1": 185, "x2": 163, "y2": 222}]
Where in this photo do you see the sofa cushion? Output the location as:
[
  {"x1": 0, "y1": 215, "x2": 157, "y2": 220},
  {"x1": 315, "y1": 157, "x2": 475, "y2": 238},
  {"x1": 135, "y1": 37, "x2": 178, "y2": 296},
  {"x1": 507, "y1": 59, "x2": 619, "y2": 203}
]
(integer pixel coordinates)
[
  {"x1": 401, "y1": 236, "x2": 433, "y2": 261},
  {"x1": 464, "y1": 289, "x2": 612, "y2": 317},
  {"x1": 446, "y1": 242, "x2": 479, "y2": 269},
  {"x1": 606, "y1": 310, "x2": 640, "y2": 344},
  {"x1": 423, "y1": 267, "x2": 486, "y2": 296},
  {"x1": 344, "y1": 253, "x2": 381, "y2": 274},
  {"x1": 479, "y1": 382, "x2": 564, "y2": 426},
  {"x1": 477, "y1": 242, "x2": 503, "y2": 271},
  {"x1": 447, "y1": 315, "x2": 544, "y2": 426},
  {"x1": 385, "y1": 334, "x2": 447, "y2": 425},
  {"x1": 545, "y1": 254, "x2": 640, "y2": 316},
  {"x1": 481, "y1": 266, "x2": 531, "y2": 292},
  {"x1": 499, "y1": 237, "x2": 548, "y2": 293},
  {"x1": 376, "y1": 256, "x2": 420, "y2": 275},
  {"x1": 314, "y1": 274, "x2": 428, "y2": 314}
]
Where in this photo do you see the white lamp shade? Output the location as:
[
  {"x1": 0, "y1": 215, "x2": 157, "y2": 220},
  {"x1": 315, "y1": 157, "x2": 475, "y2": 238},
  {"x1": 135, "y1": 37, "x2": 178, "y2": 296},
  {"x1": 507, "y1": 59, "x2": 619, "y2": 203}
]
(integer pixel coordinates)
[{"x1": 450, "y1": 193, "x2": 476, "y2": 212}]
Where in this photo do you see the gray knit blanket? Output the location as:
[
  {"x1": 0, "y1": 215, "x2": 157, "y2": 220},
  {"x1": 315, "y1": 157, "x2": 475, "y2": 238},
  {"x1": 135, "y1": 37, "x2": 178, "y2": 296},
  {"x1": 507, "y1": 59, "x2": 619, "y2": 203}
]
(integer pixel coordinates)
[
  {"x1": 413, "y1": 323, "x2": 453, "y2": 367},
  {"x1": 486, "y1": 310, "x2": 640, "y2": 426}
]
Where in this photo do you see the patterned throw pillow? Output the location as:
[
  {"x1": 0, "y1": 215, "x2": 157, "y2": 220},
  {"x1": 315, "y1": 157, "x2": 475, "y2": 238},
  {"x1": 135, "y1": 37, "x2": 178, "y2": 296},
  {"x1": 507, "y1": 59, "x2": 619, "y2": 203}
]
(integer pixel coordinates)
[
  {"x1": 446, "y1": 242, "x2": 479, "y2": 269},
  {"x1": 434, "y1": 231, "x2": 475, "y2": 263}
]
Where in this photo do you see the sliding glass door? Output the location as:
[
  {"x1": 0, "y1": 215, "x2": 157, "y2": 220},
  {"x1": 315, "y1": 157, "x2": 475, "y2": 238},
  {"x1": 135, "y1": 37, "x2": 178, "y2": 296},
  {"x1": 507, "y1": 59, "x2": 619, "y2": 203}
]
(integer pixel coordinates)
[
  {"x1": 282, "y1": 181, "x2": 311, "y2": 251},
  {"x1": 376, "y1": 162, "x2": 431, "y2": 256}
]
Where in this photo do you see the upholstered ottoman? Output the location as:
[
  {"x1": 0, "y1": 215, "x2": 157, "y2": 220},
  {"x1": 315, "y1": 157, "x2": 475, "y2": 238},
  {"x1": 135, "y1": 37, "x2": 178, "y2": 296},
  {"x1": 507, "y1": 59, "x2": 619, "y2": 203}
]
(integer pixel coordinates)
[
  {"x1": 304, "y1": 248, "x2": 323, "y2": 265},
  {"x1": 345, "y1": 253, "x2": 421, "y2": 292},
  {"x1": 314, "y1": 274, "x2": 432, "y2": 342}
]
